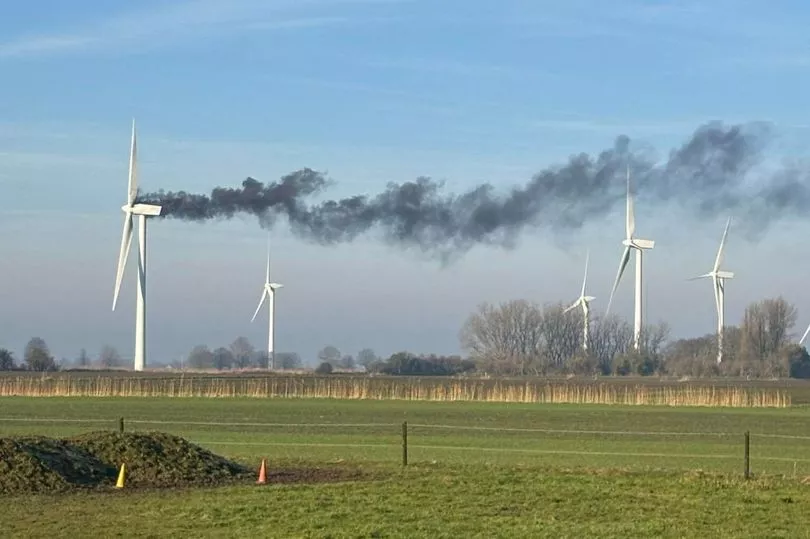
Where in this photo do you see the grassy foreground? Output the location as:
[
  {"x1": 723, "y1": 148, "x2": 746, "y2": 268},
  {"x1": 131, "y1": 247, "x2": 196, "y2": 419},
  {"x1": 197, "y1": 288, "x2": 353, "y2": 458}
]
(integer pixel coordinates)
[
  {"x1": 3, "y1": 397, "x2": 810, "y2": 537},
  {"x1": 2, "y1": 397, "x2": 810, "y2": 474},
  {"x1": 2, "y1": 464, "x2": 809, "y2": 538}
]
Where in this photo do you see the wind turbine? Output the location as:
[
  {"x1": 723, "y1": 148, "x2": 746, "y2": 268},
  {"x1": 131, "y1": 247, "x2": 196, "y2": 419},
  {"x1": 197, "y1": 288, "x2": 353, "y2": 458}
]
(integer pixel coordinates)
[
  {"x1": 688, "y1": 217, "x2": 734, "y2": 364},
  {"x1": 112, "y1": 120, "x2": 162, "y2": 372},
  {"x1": 606, "y1": 166, "x2": 655, "y2": 351},
  {"x1": 251, "y1": 237, "x2": 283, "y2": 369},
  {"x1": 564, "y1": 251, "x2": 596, "y2": 351},
  {"x1": 800, "y1": 324, "x2": 810, "y2": 347}
]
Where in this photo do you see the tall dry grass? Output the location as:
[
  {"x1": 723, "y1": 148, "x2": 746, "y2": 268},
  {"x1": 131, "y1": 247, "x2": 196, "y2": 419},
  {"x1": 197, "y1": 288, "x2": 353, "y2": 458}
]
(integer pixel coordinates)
[{"x1": 0, "y1": 376, "x2": 790, "y2": 407}]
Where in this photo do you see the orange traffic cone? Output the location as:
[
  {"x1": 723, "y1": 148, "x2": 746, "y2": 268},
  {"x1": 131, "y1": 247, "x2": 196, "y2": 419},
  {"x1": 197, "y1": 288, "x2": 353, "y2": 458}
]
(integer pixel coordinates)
[{"x1": 256, "y1": 458, "x2": 267, "y2": 484}]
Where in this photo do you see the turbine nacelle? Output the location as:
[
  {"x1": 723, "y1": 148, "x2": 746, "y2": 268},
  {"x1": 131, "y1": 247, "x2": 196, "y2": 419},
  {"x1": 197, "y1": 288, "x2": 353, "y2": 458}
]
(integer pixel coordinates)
[
  {"x1": 622, "y1": 238, "x2": 655, "y2": 250},
  {"x1": 268, "y1": 282, "x2": 284, "y2": 290},
  {"x1": 123, "y1": 203, "x2": 162, "y2": 216}
]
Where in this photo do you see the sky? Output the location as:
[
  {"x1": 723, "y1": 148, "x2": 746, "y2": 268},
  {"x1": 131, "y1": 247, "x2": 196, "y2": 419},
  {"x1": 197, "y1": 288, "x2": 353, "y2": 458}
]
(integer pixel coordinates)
[{"x1": 2, "y1": 0, "x2": 810, "y2": 365}]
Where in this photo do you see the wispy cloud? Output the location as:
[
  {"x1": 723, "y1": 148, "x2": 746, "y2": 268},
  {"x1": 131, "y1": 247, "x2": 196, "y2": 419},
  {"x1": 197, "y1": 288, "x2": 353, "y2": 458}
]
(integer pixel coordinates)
[
  {"x1": 497, "y1": 0, "x2": 809, "y2": 63},
  {"x1": 530, "y1": 119, "x2": 702, "y2": 136},
  {"x1": 0, "y1": 150, "x2": 119, "y2": 170},
  {"x1": 0, "y1": 0, "x2": 405, "y2": 59},
  {"x1": 358, "y1": 56, "x2": 536, "y2": 79}
]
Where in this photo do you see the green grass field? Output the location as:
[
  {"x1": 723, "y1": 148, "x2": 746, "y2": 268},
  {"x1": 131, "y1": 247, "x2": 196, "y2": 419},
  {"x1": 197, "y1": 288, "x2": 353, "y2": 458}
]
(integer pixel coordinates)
[{"x1": 2, "y1": 397, "x2": 810, "y2": 537}]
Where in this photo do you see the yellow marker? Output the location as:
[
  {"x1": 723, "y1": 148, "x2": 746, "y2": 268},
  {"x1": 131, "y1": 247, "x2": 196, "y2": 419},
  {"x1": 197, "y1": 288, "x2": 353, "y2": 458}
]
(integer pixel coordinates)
[{"x1": 115, "y1": 463, "x2": 126, "y2": 488}]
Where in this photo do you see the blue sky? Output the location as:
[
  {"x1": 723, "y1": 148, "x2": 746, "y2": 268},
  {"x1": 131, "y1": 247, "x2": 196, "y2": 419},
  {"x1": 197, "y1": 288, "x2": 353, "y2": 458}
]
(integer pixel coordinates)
[{"x1": 2, "y1": 0, "x2": 810, "y2": 365}]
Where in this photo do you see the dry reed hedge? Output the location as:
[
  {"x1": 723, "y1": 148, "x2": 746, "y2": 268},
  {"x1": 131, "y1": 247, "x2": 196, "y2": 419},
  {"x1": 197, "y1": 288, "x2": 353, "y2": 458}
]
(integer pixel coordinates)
[{"x1": 0, "y1": 376, "x2": 790, "y2": 407}]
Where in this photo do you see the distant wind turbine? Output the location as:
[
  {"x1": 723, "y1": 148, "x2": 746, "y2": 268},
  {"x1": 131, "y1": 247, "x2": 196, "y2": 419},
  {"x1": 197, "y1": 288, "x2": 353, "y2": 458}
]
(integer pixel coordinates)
[
  {"x1": 251, "y1": 237, "x2": 283, "y2": 369},
  {"x1": 688, "y1": 217, "x2": 734, "y2": 364},
  {"x1": 112, "y1": 120, "x2": 162, "y2": 372},
  {"x1": 606, "y1": 167, "x2": 655, "y2": 351},
  {"x1": 564, "y1": 251, "x2": 596, "y2": 351}
]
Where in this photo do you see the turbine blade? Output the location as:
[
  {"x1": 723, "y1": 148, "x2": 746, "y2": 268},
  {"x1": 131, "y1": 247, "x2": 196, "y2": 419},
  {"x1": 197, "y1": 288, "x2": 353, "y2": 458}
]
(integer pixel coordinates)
[
  {"x1": 713, "y1": 216, "x2": 731, "y2": 272},
  {"x1": 128, "y1": 119, "x2": 137, "y2": 205},
  {"x1": 625, "y1": 165, "x2": 635, "y2": 239},
  {"x1": 580, "y1": 249, "x2": 589, "y2": 297},
  {"x1": 112, "y1": 213, "x2": 133, "y2": 310},
  {"x1": 801, "y1": 323, "x2": 810, "y2": 346},
  {"x1": 687, "y1": 273, "x2": 713, "y2": 281},
  {"x1": 251, "y1": 290, "x2": 268, "y2": 322},
  {"x1": 606, "y1": 245, "x2": 632, "y2": 316},
  {"x1": 563, "y1": 299, "x2": 580, "y2": 314}
]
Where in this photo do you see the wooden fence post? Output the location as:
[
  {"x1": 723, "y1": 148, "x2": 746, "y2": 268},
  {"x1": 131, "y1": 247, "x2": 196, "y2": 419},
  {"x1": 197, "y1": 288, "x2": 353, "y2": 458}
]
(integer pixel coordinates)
[
  {"x1": 744, "y1": 431, "x2": 750, "y2": 480},
  {"x1": 402, "y1": 421, "x2": 408, "y2": 467}
]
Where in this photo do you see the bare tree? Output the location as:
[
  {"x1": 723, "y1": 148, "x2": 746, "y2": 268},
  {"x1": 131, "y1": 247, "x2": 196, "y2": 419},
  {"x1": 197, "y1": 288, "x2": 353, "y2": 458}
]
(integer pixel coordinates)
[
  {"x1": 357, "y1": 348, "x2": 378, "y2": 368},
  {"x1": 230, "y1": 337, "x2": 255, "y2": 368},
  {"x1": 0, "y1": 349, "x2": 15, "y2": 371},
  {"x1": 76, "y1": 348, "x2": 91, "y2": 368},
  {"x1": 639, "y1": 322, "x2": 670, "y2": 358},
  {"x1": 740, "y1": 297, "x2": 798, "y2": 363},
  {"x1": 588, "y1": 315, "x2": 634, "y2": 374},
  {"x1": 212, "y1": 347, "x2": 234, "y2": 370},
  {"x1": 540, "y1": 302, "x2": 582, "y2": 368},
  {"x1": 762, "y1": 297, "x2": 798, "y2": 353},
  {"x1": 187, "y1": 345, "x2": 214, "y2": 369},
  {"x1": 460, "y1": 300, "x2": 544, "y2": 375},
  {"x1": 24, "y1": 337, "x2": 56, "y2": 372},
  {"x1": 340, "y1": 355, "x2": 356, "y2": 370},
  {"x1": 318, "y1": 346, "x2": 342, "y2": 366},
  {"x1": 99, "y1": 345, "x2": 124, "y2": 368},
  {"x1": 276, "y1": 352, "x2": 303, "y2": 370}
]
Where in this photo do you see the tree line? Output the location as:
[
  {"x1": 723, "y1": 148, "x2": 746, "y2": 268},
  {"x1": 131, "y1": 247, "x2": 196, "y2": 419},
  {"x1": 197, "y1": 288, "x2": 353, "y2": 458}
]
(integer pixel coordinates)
[
  {"x1": 458, "y1": 296, "x2": 810, "y2": 378},
  {"x1": 184, "y1": 337, "x2": 301, "y2": 370},
  {"x1": 4, "y1": 296, "x2": 809, "y2": 378},
  {"x1": 0, "y1": 337, "x2": 59, "y2": 372}
]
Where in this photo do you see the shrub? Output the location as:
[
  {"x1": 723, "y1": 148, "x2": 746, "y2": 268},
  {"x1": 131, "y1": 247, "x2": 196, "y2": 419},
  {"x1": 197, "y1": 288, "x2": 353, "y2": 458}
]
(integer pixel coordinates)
[{"x1": 315, "y1": 362, "x2": 334, "y2": 375}]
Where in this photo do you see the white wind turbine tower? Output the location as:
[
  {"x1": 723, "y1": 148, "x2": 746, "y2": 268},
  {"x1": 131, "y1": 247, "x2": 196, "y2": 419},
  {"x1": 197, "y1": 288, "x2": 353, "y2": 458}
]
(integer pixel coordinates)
[
  {"x1": 251, "y1": 237, "x2": 284, "y2": 369},
  {"x1": 112, "y1": 120, "x2": 162, "y2": 371},
  {"x1": 688, "y1": 217, "x2": 734, "y2": 364},
  {"x1": 606, "y1": 167, "x2": 655, "y2": 351},
  {"x1": 564, "y1": 251, "x2": 596, "y2": 351}
]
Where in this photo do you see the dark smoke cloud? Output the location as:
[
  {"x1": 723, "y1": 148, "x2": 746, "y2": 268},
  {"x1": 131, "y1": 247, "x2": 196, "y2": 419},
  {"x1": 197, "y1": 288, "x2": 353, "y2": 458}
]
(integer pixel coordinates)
[{"x1": 136, "y1": 121, "x2": 810, "y2": 255}]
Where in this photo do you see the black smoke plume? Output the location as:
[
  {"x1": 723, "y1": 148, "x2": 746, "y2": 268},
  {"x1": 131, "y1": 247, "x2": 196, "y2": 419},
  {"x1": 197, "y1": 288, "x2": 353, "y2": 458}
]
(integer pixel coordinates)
[{"x1": 135, "y1": 121, "x2": 810, "y2": 255}]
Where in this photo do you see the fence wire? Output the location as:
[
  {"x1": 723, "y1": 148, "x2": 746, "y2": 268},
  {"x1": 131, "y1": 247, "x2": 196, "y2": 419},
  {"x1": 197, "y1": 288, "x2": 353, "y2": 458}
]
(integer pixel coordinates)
[{"x1": 1, "y1": 416, "x2": 807, "y2": 474}]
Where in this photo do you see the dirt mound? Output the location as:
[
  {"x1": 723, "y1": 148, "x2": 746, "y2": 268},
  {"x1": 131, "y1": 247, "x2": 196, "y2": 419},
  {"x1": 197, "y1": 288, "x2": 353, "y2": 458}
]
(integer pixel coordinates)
[
  {"x1": 0, "y1": 436, "x2": 115, "y2": 494},
  {"x1": 0, "y1": 431, "x2": 251, "y2": 493},
  {"x1": 71, "y1": 431, "x2": 252, "y2": 488}
]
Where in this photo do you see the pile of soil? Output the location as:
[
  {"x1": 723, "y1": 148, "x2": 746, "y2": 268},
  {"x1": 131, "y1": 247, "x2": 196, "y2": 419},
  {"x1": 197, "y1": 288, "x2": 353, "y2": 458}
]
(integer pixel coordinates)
[
  {"x1": 0, "y1": 436, "x2": 112, "y2": 494},
  {"x1": 71, "y1": 431, "x2": 251, "y2": 488},
  {"x1": 0, "y1": 431, "x2": 251, "y2": 494}
]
